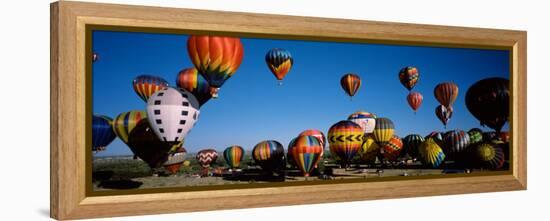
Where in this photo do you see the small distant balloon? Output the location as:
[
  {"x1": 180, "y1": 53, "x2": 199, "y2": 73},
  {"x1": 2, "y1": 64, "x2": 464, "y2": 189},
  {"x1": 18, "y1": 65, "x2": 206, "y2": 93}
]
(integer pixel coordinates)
[
  {"x1": 265, "y1": 48, "x2": 293, "y2": 85},
  {"x1": 92, "y1": 52, "x2": 99, "y2": 62},
  {"x1": 435, "y1": 105, "x2": 453, "y2": 128},
  {"x1": 223, "y1": 145, "x2": 245, "y2": 169},
  {"x1": 407, "y1": 92, "x2": 423, "y2": 113},
  {"x1": 196, "y1": 149, "x2": 218, "y2": 168},
  {"x1": 340, "y1": 73, "x2": 361, "y2": 99},
  {"x1": 133, "y1": 75, "x2": 169, "y2": 102},
  {"x1": 398, "y1": 66, "x2": 419, "y2": 91}
]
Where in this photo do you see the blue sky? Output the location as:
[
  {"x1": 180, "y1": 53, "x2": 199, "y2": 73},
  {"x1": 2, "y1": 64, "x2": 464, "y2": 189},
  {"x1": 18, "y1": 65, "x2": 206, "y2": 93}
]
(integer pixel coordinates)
[{"x1": 92, "y1": 30, "x2": 509, "y2": 156}]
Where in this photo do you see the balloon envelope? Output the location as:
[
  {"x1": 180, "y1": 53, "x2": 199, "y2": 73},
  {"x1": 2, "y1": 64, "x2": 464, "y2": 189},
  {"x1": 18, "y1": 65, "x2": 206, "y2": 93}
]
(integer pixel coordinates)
[
  {"x1": 196, "y1": 149, "x2": 218, "y2": 168},
  {"x1": 113, "y1": 111, "x2": 148, "y2": 144},
  {"x1": 347, "y1": 111, "x2": 376, "y2": 134},
  {"x1": 372, "y1": 118, "x2": 395, "y2": 145},
  {"x1": 443, "y1": 130, "x2": 470, "y2": 157},
  {"x1": 265, "y1": 48, "x2": 293, "y2": 82},
  {"x1": 474, "y1": 143, "x2": 505, "y2": 169},
  {"x1": 92, "y1": 115, "x2": 117, "y2": 152},
  {"x1": 419, "y1": 139, "x2": 446, "y2": 168},
  {"x1": 398, "y1": 66, "x2": 419, "y2": 91},
  {"x1": 163, "y1": 147, "x2": 187, "y2": 174},
  {"x1": 402, "y1": 134, "x2": 424, "y2": 159},
  {"x1": 126, "y1": 121, "x2": 181, "y2": 169},
  {"x1": 340, "y1": 73, "x2": 361, "y2": 98},
  {"x1": 407, "y1": 92, "x2": 423, "y2": 113},
  {"x1": 133, "y1": 75, "x2": 169, "y2": 102},
  {"x1": 435, "y1": 105, "x2": 453, "y2": 127},
  {"x1": 434, "y1": 82, "x2": 459, "y2": 108},
  {"x1": 381, "y1": 135, "x2": 403, "y2": 161},
  {"x1": 328, "y1": 120, "x2": 363, "y2": 165},
  {"x1": 465, "y1": 77, "x2": 509, "y2": 133},
  {"x1": 176, "y1": 68, "x2": 212, "y2": 106},
  {"x1": 359, "y1": 135, "x2": 380, "y2": 163},
  {"x1": 223, "y1": 145, "x2": 245, "y2": 169},
  {"x1": 290, "y1": 136, "x2": 323, "y2": 177},
  {"x1": 146, "y1": 87, "x2": 200, "y2": 143},
  {"x1": 252, "y1": 140, "x2": 285, "y2": 172}
]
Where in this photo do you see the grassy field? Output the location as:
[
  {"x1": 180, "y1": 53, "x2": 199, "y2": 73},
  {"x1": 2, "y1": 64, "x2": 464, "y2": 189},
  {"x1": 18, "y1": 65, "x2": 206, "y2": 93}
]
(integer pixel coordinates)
[{"x1": 92, "y1": 153, "x2": 507, "y2": 191}]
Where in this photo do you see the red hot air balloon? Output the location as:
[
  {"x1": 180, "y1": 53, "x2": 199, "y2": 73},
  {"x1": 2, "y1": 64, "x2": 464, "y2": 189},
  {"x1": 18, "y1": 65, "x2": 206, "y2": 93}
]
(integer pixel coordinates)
[
  {"x1": 434, "y1": 82, "x2": 459, "y2": 108},
  {"x1": 407, "y1": 92, "x2": 423, "y2": 113},
  {"x1": 196, "y1": 149, "x2": 218, "y2": 168},
  {"x1": 435, "y1": 105, "x2": 453, "y2": 128},
  {"x1": 340, "y1": 73, "x2": 361, "y2": 99},
  {"x1": 187, "y1": 36, "x2": 244, "y2": 98},
  {"x1": 381, "y1": 135, "x2": 403, "y2": 162}
]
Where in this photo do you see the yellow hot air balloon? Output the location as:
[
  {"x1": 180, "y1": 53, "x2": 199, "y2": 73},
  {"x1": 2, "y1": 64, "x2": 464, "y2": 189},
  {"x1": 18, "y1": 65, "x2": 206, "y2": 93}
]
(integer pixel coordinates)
[
  {"x1": 372, "y1": 117, "x2": 395, "y2": 145},
  {"x1": 419, "y1": 139, "x2": 446, "y2": 168},
  {"x1": 359, "y1": 135, "x2": 380, "y2": 163}
]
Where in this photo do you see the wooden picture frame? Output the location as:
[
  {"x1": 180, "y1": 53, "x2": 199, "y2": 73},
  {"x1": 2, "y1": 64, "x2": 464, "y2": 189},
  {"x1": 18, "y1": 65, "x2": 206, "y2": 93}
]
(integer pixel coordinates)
[{"x1": 50, "y1": 1, "x2": 527, "y2": 220}]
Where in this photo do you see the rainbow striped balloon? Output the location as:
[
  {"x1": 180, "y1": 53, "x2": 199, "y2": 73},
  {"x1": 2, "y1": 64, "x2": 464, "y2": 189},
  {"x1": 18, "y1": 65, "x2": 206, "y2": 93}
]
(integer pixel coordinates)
[
  {"x1": 252, "y1": 140, "x2": 285, "y2": 172},
  {"x1": 340, "y1": 73, "x2": 361, "y2": 98},
  {"x1": 290, "y1": 136, "x2": 323, "y2": 177},
  {"x1": 176, "y1": 67, "x2": 212, "y2": 106},
  {"x1": 223, "y1": 145, "x2": 245, "y2": 169}
]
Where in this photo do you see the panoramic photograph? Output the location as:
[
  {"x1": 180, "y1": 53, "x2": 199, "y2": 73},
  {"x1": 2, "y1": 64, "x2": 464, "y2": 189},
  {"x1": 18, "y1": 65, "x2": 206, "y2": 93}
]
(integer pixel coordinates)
[{"x1": 90, "y1": 30, "x2": 510, "y2": 192}]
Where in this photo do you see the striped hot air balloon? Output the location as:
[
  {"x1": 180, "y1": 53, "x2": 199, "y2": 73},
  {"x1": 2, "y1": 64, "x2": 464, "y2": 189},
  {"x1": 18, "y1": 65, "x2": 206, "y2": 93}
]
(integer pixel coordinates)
[
  {"x1": 92, "y1": 115, "x2": 117, "y2": 152},
  {"x1": 435, "y1": 105, "x2": 453, "y2": 128},
  {"x1": 468, "y1": 128, "x2": 484, "y2": 145},
  {"x1": 381, "y1": 135, "x2": 403, "y2": 162},
  {"x1": 175, "y1": 67, "x2": 212, "y2": 106},
  {"x1": 443, "y1": 130, "x2": 470, "y2": 158},
  {"x1": 407, "y1": 92, "x2": 423, "y2": 113},
  {"x1": 287, "y1": 137, "x2": 298, "y2": 168},
  {"x1": 187, "y1": 35, "x2": 244, "y2": 98},
  {"x1": 132, "y1": 75, "x2": 169, "y2": 102},
  {"x1": 298, "y1": 129, "x2": 326, "y2": 168},
  {"x1": 328, "y1": 120, "x2": 363, "y2": 166},
  {"x1": 474, "y1": 143, "x2": 505, "y2": 169},
  {"x1": 252, "y1": 140, "x2": 285, "y2": 172},
  {"x1": 359, "y1": 135, "x2": 380, "y2": 163},
  {"x1": 419, "y1": 139, "x2": 446, "y2": 168},
  {"x1": 402, "y1": 134, "x2": 425, "y2": 159},
  {"x1": 163, "y1": 147, "x2": 187, "y2": 174},
  {"x1": 196, "y1": 149, "x2": 218, "y2": 168},
  {"x1": 265, "y1": 48, "x2": 293, "y2": 85},
  {"x1": 434, "y1": 82, "x2": 459, "y2": 108},
  {"x1": 398, "y1": 66, "x2": 419, "y2": 91},
  {"x1": 223, "y1": 145, "x2": 245, "y2": 169},
  {"x1": 347, "y1": 111, "x2": 377, "y2": 134},
  {"x1": 290, "y1": 136, "x2": 323, "y2": 177},
  {"x1": 372, "y1": 118, "x2": 395, "y2": 145},
  {"x1": 112, "y1": 111, "x2": 148, "y2": 144},
  {"x1": 340, "y1": 73, "x2": 361, "y2": 99}
]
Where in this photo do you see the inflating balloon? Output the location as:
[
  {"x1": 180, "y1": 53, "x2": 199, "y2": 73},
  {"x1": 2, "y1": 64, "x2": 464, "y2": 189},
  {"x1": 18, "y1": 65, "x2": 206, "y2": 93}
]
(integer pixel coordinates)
[
  {"x1": 372, "y1": 117, "x2": 395, "y2": 145},
  {"x1": 359, "y1": 135, "x2": 380, "y2": 163},
  {"x1": 435, "y1": 105, "x2": 453, "y2": 128},
  {"x1": 474, "y1": 143, "x2": 505, "y2": 169},
  {"x1": 340, "y1": 73, "x2": 361, "y2": 99},
  {"x1": 328, "y1": 120, "x2": 363, "y2": 166},
  {"x1": 133, "y1": 75, "x2": 169, "y2": 102},
  {"x1": 347, "y1": 111, "x2": 377, "y2": 134},
  {"x1": 290, "y1": 136, "x2": 323, "y2": 177},
  {"x1": 402, "y1": 134, "x2": 424, "y2": 159},
  {"x1": 176, "y1": 68, "x2": 212, "y2": 106},
  {"x1": 252, "y1": 140, "x2": 286, "y2": 172},
  {"x1": 223, "y1": 145, "x2": 245, "y2": 169},
  {"x1": 298, "y1": 129, "x2": 326, "y2": 168},
  {"x1": 465, "y1": 77, "x2": 509, "y2": 133},
  {"x1": 187, "y1": 35, "x2": 244, "y2": 98},
  {"x1": 126, "y1": 121, "x2": 181, "y2": 169},
  {"x1": 398, "y1": 66, "x2": 419, "y2": 91},
  {"x1": 163, "y1": 147, "x2": 187, "y2": 174},
  {"x1": 419, "y1": 138, "x2": 446, "y2": 168},
  {"x1": 146, "y1": 87, "x2": 200, "y2": 143},
  {"x1": 92, "y1": 115, "x2": 117, "y2": 152},
  {"x1": 468, "y1": 128, "x2": 483, "y2": 145},
  {"x1": 265, "y1": 48, "x2": 293, "y2": 85},
  {"x1": 443, "y1": 129, "x2": 470, "y2": 157},
  {"x1": 434, "y1": 82, "x2": 458, "y2": 108},
  {"x1": 113, "y1": 111, "x2": 148, "y2": 144},
  {"x1": 407, "y1": 92, "x2": 423, "y2": 113},
  {"x1": 287, "y1": 137, "x2": 298, "y2": 168},
  {"x1": 196, "y1": 149, "x2": 218, "y2": 168},
  {"x1": 381, "y1": 135, "x2": 403, "y2": 161}
]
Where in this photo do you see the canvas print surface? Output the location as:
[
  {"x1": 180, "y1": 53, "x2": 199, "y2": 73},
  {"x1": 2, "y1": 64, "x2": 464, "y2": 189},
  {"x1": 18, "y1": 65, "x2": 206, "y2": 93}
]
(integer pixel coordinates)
[{"x1": 91, "y1": 30, "x2": 510, "y2": 192}]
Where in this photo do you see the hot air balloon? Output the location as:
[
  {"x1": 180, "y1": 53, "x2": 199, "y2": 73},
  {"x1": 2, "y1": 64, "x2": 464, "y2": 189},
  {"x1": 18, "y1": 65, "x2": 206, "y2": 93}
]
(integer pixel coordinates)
[
  {"x1": 442, "y1": 130, "x2": 470, "y2": 157},
  {"x1": 419, "y1": 139, "x2": 446, "y2": 168},
  {"x1": 328, "y1": 120, "x2": 363, "y2": 166},
  {"x1": 126, "y1": 121, "x2": 181, "y2": 169},
  {"x1": 290, "y1": 136, "x2": 323, "y2": 177},
  {"x1": 474, "y1": 143, "x2": 505, "y2": 169},
  {"x1": 146, "y1": 87, "x2": 200, "y2": 143},
  {"x1": 402, "y1": 134, "x2": 424, "y2": 159},
  {"x1": 468, "y1": 128, "x2": 483, "y2": 145},
  {"x1": 298, "y1": 129, "x2": 326, "y2": 168},
  {"x1": 133, "y1": 75, "x2": 169, "y2": 102},
  {"x1": 347, "y1": 111, "x2": 377, "y2": 134},
  {"x1": 407, "y1": 92, "x2": 423, "y2": 113},
  {"x1": 163, "y1": 147, "x2": 187, "y2": 174},
  {"x1": 434, "y1": 82, "x2": 458, "y2": 108},
  {"x1": 223, "y1": 145, "x2": 245, "y2": 169},
  {"x1": 92, "y1": 52, "x2": 99, "y2": 62},
  {"x1": 196, "y1": 149, "x2": 218, "y2": 168},
  {"x1": 398, "y1": 66, "x2": 419, "y2": 91},
  {"x1": 340, "y1": 73, "x2": 361, "y2": 99},
  {"x1": 372, "y1": 118, "x2": 395, "y2": 145},
  {"x1": 187, "y1": 35, "x2": 244, "y2": 98},
  {"x1": 265, "y1": 48, "x2": 293, "y2": 85},
  {"x1": 359, "y1": 135, "x2": 380, "y2": 163},
  {"x1": 381, "y1": 135, "x2": 403, "y2": 162},
  {"x1": 465, "y1": 77, "x2": 509, "y2": 133},
  {"x1": 435, "y1": 105, "x2": 453, "y2": 128},
  {"x1": 175, "y1": 68, "x2": 212, "y2": 106},
  {"x1": 92, "y1": 115, "x2": 117, "y2": 152},
  {"x1": 287, "y1": 137, "x2": 298, "y2": 168},
  {"x1": 252, "y1": 140, "x2": 286, "y2": 172},
  {"x1": 425, "y1": 131, "x2": 443, "y2": 142},
  {"x1": 112, "y1": 111, "x2": 148, "y2": 144}
]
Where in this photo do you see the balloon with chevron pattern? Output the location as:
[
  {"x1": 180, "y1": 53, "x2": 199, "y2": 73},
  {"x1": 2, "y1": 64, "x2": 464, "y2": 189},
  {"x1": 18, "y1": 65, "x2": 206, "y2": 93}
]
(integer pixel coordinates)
[{"x1": 328, "y1": 120, "x2": 363, "y2": 166}]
